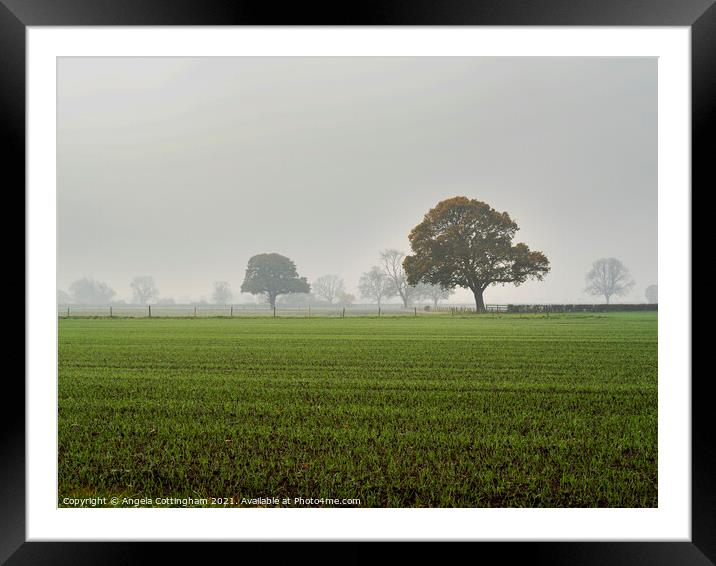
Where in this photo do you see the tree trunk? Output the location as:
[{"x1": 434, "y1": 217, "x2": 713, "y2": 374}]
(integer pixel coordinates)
[
  {"x1": 473, "y1": 289, "x2": 486, "y2": 313},
  {"x1": 605, "y1": 294, "x2": 611, "y2": 305},
  {"x1": 268, "y1": 292, "x2": 277, "y2": 309}
]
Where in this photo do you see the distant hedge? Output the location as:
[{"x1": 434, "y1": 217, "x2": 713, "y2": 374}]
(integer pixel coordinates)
[{"x1": 505, "y1": 304, "x2": 658, "y2": 313}]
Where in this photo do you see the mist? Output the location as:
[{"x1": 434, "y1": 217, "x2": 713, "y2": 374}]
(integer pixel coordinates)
[{"x1": 57, "y1": 56, "x2": 657, "y2": 305}]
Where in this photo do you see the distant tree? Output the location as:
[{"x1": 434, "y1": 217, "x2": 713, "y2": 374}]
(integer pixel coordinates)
[
  {"x1": 403, "y1": 197, "x2": 550, "y2": 312},
  {"x1": 584, "y1": 258, "x2": 635, "y2": 304},
  {"x1": 69, "y1": 277, "x2": 116, "y2": 305},
  {"x1": 336, "y1": 290, "x2": 356, "y2": 306},
  {"x1": 358, "y1": 266, "x2": 395, "y2": 307},
  {"x1": 645, "y1": 284, "x2": 658, "y2": 304},
  {"x1": 130, "y1": 276, "x2": 159, "y2": 305},
  {"x1": 57, "y1": 289, "x2": 72, "y2": 305},
  {"x1": 240, "y1": 253, "x2": 310, "y2": 308},
  {"x1": 211, "y1": 281, "x2": 233, "y2": 305},
  {"x1": 416, "y1": 283, "x2": 454, "y2": 308},
  {"x1": 380, "y1": 249, "x2": 421, "y2": 308},
  {"x1": 277, "y1": 292, "x2": 316, "y2": 307},
  {"x1": 313, "y1": 275, "x2": 345, "y2": 304},
  {"x1": 157, "y1": 297, "x2": 175, "y2": 305}
]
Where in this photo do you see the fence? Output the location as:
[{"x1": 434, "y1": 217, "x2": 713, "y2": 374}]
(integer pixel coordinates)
[
  {"x1": 58, "y1": 304, "x2": 438, "y2": 318},
  {"x1": 57, "y1": 303, "x2": 657, "y2": 318},
  {"x1": 433, "y1": 304, "x2": 657, "y2": 314},
  {"x1": 432, "y1": 305, "x2": 509, "y2": 314},
  {"x1": 504, "y1": 303, "x2": 658, "y2": 313}
]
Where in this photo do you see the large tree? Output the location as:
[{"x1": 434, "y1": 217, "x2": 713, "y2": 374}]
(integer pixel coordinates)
[
  {"x1": 403, "y1": 197, "x2": 550, "y2": 312},
  {"x1": 358, "y1": 266, "x2": 395, "y2": 308},
  {"x1": 240, "y1": 253, "x2": 310, "y2": 308},
  {"x1": 585, "y1": 257, "x2": 635, "y2": 304},
  {"x1": 130, "y1": 275, "x2": 159, "y2": 305},
  {"x1": 313, "y1": 275, "x2": 345, "y2": 304}
]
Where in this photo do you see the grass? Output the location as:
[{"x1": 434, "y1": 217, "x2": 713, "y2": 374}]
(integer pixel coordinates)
[{"x1": 58, "y1": 312, "x2": 657, "y2": 508}]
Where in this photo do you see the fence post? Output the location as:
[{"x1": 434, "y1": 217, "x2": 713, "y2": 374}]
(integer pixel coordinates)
[
  {"x1": 194, "y1": 306, "x2": 197, "y2": 318},
  {"x1": 273, "y1": 307, "x2": 276, "y2": 318},
  {"x1": 230, "y1": 306, "x2": 233, "y2": 317},
  {"x1": 378, "y1": 307, "x2": 381, "y2": 317},
  {"x1": 414, "y1": 307, "x2": 417, "y2": 317},
  {"x1": 308, "y1": 305, "x2": 311, "y2": 318},
  {"x1": 67, "y1": 307, "x2": 70, "y2": 318},
  {"x1": 342, "y1": 307, "x2": 345, "y2": 318},
  {"x1": 109, "y1": 305, "x2": 112, "y2": 318},
  {"x1": 148, "y1": 305, "x2": 151, "y2": 318}
]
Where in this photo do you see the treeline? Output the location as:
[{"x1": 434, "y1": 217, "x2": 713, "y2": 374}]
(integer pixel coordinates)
[
  {"x1": 59, "y1": 198, "x2": 658, "y2": 310},
  {"x1": 58, "y1": 249, "x2": 455, "y2": 308}
]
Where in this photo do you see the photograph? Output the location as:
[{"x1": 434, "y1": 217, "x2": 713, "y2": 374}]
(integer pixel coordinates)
[
  {"x1": 56, "y1": 55, "x2": 659, "y2": 509},
  {"x1": 5, "y1": 2, "x2": 707, "y2": 559}
]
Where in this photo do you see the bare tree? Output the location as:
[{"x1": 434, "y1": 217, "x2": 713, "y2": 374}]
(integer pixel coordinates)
[
  {"x1": 358, "y1": 266, "x2": 395, "y2": 308},
  {"x1": 69, "y1": 277, "x2": 116, "y2": 305},
  {"x1": 212, "y1": 281, "x2": 233, "y2": 305},
  {"x1": 585, "y1": 258, "x2": 635, "y2": 304},
  {"x1": 130, "y1": 276, "x2": 159, "y2": 305},
  {"x1": 380, "y1": 249, "x2": 418, "y2": 308},
  {"x1": 313, "y1": 275, "x2": 345, "y2": 304},
  {"x1": 645, "y1": 284, "x2": 658, "y2": 304},
  {"x1": 416, "y1": 283, "x2": 454, "y2": 308}
]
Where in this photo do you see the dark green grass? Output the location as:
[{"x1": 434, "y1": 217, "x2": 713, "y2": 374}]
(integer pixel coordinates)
[{"x1": 58, "y1": 313, "x2": 657, "y2": 507}]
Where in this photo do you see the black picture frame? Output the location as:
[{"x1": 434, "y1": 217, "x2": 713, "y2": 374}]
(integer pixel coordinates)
[{"x1": 5, "y1": 1, "x2": 708, "y2": 564}]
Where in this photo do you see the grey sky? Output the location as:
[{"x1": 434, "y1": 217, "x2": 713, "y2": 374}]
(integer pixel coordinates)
[{"x1": 57, "y1": 56, "x2": 656, "y2": 304}]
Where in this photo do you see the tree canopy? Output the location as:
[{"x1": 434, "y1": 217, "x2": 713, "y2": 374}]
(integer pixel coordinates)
[
  {"x1": 403, "y1": 196, "x2": 550, "y2": 311},
  {"x1": 240, "y1": 253, "x2": 310, "y2": 308}
]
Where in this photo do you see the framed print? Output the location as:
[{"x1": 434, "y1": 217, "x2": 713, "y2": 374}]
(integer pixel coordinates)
[{"x1": 6, "y1": 0, "x2": 710, "y2": 564}]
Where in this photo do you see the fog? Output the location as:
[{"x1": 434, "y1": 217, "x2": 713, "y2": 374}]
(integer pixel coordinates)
[{"x1": 58, "y1": 56, "x2": 656, "y2": 305}]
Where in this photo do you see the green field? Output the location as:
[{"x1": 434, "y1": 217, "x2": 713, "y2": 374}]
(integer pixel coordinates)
[{"x1": 58, "y1": 313, "x2": 657, "y2": 508}]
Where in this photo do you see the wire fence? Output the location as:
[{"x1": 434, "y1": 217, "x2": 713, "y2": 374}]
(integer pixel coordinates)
[
  {"x1": 57, "y1": 303, "x2": 657, "y2": 318},
  {"x1": 57, "y1": 304, "x2": 441, "y2": 318}
]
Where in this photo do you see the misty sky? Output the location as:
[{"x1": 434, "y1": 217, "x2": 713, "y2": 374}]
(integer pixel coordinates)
[{"x1": 57, "y1": 56, "x2": 656, "y2": 304}]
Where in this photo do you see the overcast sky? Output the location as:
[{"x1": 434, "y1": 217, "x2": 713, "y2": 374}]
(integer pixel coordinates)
[{"x1": 57, "y1": 56, "x2": 656, "y2": 304}]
